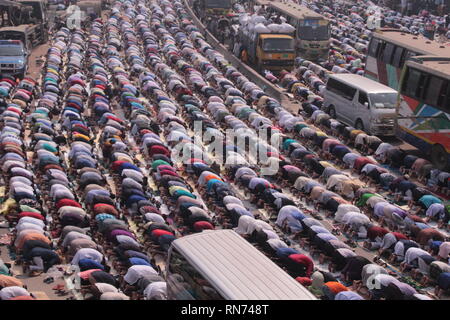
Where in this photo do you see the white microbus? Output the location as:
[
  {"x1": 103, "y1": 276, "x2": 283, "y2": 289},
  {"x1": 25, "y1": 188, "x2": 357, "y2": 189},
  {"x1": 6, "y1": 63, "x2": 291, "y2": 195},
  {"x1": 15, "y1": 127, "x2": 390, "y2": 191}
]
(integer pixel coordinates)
[
  {"x1": 323, "y1": 73, "x2": 398, "y2": 136},
  {"x1": 165, "y1": 229, "x2": 317, "y2": 300}
]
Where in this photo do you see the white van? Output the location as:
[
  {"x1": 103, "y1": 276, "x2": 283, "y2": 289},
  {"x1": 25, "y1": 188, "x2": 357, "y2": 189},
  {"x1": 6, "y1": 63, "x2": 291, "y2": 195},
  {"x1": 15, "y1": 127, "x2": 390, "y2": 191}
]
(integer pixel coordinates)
[
  {"x1": 166, "y1": 229, "x2": 317, "y2": 300},
  {"x1": 323, "y1": 74, "x2": 397, "y2": 136}
]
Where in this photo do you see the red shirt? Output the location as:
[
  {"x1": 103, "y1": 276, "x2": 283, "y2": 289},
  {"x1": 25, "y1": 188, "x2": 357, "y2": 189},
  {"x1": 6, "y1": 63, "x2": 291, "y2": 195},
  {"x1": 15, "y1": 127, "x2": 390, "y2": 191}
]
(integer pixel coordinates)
[
  {"x1": 70, "y1": 79, "x2": 85, "y2": 87},
  {"x1": 149, "y1": 145, "x2": 170, "y2": 157},
  {"x1": 367, "y1": 226, "x2": 389, "y2": 241},
  {"x1": 288, "y1": 254, "x2": 314, "y2": 277},
  {"x1": 111, "y1": 161, "x2": 127, "y2": 171},
  {"x1": 295, "y1": 277, "x2": 312, "y2": 286},
  {"x1": 18, "y1": 211, "x2": 45, "y2": 221},
  {"x1": 78, "y1": 269, "x2": 102, "y2": 280},
  {"x1": 188, "y1": 158, "x2": 205, "y2": 163},
  {"x1": 106, "y1": 115, "x2": 123, "y2": 123},
  {"x1": 93, "y1": 203, "x2": 118, "y2": 216},
  {"x1": 7, "y1": 107, "x2": 22, "y2": 115},
  {"x1": 193, "y1": 221, "x2": 215, "y2": 232},
  {"x1": 139, "y1": 129, "x2": 152, "y2": 135},
  {"x1": 56, "y1": 199, "x2": 82, "y2": 210},
  {"x1": 159, "y1": 170, "x2": 179, "y2": 177},
  {"x1": 392, "y1": 232, "x2": 408, "y2": 241},
  {"x1": 354, "y1": 157, "x2": 375, "y2": 172},
  {"x1": 151, "y1": 229, "x2": 174, "y2": 239}
]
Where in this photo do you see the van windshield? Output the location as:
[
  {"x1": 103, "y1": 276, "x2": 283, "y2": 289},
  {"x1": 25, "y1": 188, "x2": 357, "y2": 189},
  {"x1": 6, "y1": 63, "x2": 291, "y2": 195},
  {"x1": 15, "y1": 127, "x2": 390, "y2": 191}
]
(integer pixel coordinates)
[
  {"x1": 369, "y1": 92, "x2": 397, "y2": 108},
  {"x1": 0, "y1": 45, "x2": 24, "y2": 56}
]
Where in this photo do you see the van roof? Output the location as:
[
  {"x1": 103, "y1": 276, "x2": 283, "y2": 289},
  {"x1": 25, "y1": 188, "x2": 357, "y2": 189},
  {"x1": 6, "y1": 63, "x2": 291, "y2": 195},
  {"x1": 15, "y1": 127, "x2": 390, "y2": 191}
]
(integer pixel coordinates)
[
  {"x1": 328, "y1": 73, "x2": 398, "y2": 93},
  {"x1": 172, "y1": 229, "x2": 317, "y2": 300}
]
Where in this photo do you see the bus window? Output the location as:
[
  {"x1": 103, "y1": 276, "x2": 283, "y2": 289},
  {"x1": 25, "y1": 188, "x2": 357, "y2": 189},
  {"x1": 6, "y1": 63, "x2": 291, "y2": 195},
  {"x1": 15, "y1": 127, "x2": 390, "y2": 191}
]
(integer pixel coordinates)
[
  {"x1": 445, "y1": 81, "x2": 450, "y2": 112},
  {"x1": 368, "y1": 38, "x2": 380, "y2": 57},
  {"x1": 297, "y1": 19, "x2": 329, "y2": 41},
  {"x1": 382, "y1": 42, "x2": 395, "y2": 64},
  {"x1": 424, "y1": 76, "x2": 444, "y2": 107},
  {"x1": 437, "y1": 79, "x2": 449, "y2": 112},
  {"x1": 401, "y1": 50, "x2": 417, "y2": 66},
  {"x1": 392, "y1": 46, "x2": 405, "y2": 68},
  {"x1": 168, "y1": 248, "x2": 225, "y2": 300},
  {"x1": 403, "y1": 68, "x2": 421, "y2": 97},
  {"x1": 377, "y1": 40, "x2": 386, "y2": 59},
  {"x1": 416, "y1": 72, "x2": 429, "y2": 99},
  {"x1": 286, "y1": 16, "x2": 295, "y2": 26}
]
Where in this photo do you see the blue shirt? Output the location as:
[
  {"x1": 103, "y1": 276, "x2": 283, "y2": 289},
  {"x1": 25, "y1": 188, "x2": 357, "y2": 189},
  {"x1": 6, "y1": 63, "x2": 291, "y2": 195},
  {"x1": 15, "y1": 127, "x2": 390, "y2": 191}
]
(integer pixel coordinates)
[
  {"x1": 78, "y1": 258, "x2": 104, "y2": 271},
  {"x1": 419, "y1": 195, "x2": 443, "y2": 208},
  {"x1": 275, "y1": 247, "x2": 299, "y2": 259},
  {"x1": 129, "y1": 257, "x2": 152, "y2": 267}
]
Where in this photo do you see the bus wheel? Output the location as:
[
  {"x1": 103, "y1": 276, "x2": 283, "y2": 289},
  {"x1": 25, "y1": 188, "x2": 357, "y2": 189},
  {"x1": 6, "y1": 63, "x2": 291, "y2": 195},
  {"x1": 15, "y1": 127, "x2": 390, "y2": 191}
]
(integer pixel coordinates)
[
  {"x1": 355, "y1": 119, "x2": 364, "y2": 131},
  {"x1": 329, "y1": 105, "x2": 336, "y2": 119},
  {"x1": 431, "y1": 144, "x2": 448, "y2": 171}
]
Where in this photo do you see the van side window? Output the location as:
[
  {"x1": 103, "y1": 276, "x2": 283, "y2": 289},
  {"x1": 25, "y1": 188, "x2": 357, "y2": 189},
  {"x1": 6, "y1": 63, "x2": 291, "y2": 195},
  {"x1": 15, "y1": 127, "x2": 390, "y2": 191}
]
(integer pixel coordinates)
[
  {"x1": 382, "y1": 42, "x2": 395, "y2": 64},
  {"x1": 358, "y1": 91, "x2": 369, "y2": 106},
  {"x1": 368, "y1": 38, "x2": 380, "y2": 57},
  {"x1": 168, "y1": 248, "x2": 224, "y2": 300},
  {"x1": 326, "y1": 78, "x2": 356, "y2": 100}
]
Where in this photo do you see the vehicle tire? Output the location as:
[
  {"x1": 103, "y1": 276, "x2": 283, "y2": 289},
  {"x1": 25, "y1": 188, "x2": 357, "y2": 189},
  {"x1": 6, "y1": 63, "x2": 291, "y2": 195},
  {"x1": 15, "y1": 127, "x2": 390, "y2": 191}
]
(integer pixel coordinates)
[
  {"x1": 431, "y1": 143, "x2": 448, "y2": 171},
  {"x1": 329, "y1": 105, "x2": 336, "y2": 119},
  {"x1": 355, "y1": 119, "x2": 364, "y2": 131}
]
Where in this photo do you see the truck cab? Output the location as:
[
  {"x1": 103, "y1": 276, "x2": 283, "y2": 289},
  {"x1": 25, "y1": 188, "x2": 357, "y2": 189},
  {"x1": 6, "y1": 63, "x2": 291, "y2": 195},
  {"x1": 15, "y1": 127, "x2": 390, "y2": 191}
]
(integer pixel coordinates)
[
  {"x1": 251, "y1": 34, "x2": 295, "y2": 73},
  {"x1": 0, "y1": 40, "x2": 28, "y2": 79}
]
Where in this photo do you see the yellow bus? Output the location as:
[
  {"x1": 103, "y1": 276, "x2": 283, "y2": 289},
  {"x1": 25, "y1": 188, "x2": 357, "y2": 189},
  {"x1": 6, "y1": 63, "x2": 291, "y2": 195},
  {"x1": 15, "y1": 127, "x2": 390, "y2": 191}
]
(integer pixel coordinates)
[{"x1": 268, "y1": 1, "x2": 330, "y2": 61}]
